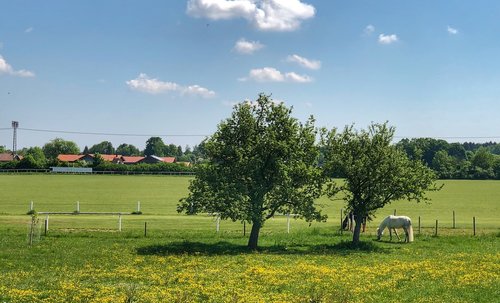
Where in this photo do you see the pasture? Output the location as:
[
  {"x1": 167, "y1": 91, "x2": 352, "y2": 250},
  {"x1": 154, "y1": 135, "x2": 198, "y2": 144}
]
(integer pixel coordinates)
[{"x1": 0, "y1": 174, "x2": 499, "y2": 302}]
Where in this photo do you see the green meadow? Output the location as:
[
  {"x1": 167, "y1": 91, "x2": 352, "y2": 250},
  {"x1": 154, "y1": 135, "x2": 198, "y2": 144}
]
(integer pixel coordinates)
[
  {"x1": 0, "y1": 174, "x2": 498, "y2": 232},
  {"x1": 0, "y1": 174, "x2": 499, "y2": 302}
]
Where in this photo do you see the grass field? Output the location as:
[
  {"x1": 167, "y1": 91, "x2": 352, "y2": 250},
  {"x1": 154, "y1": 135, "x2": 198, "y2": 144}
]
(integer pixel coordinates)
[{"x1": 0, "y1": 174, "x2": 499, "y2": 302}]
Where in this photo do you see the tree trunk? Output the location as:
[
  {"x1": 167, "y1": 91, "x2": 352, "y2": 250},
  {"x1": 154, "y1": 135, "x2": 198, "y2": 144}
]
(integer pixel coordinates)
[
  {"x1": 247, "y1": 221, "x2": 261, "y2": 250},
  {"x1": 352, "y1": 215, "x2": 363, "y2": 245}
]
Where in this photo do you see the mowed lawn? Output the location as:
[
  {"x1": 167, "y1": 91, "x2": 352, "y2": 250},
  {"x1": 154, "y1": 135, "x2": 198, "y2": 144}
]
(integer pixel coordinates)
[{"x1": 0, "y1": 174, "x2": 499, "y2": 302}]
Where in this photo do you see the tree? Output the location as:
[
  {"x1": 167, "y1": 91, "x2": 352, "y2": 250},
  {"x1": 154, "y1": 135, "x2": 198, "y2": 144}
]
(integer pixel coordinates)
[
  {"x1": 116, "y1": 143, "x2": 141, "y2": 156},
  {"x1": 24, "y1": 147, "x2": 47, "y2": 168},
  {"x1": 144, "y1": 137, "x2": 166, "y2": 156},
  {"x1": 322, "y1": 122, "x2": 441, "y2": 244},
  {"x1": 42, "y1": 138, "x2": 80, "y2": 160},
  {"x1": 89, "y1": 141, "x2": 115, "y2": 155},
  {"x1": 178, "y1": 94, "x2": 326, "y2": 249},
  {"x1": 0, "y1": 145, "x2": 6, "y2": 153}
]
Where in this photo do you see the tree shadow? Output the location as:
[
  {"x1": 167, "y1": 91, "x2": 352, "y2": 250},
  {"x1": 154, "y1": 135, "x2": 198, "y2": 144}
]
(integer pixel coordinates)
[{"x1": 137, "y1": 240, "x2": 389, "y2": 256}]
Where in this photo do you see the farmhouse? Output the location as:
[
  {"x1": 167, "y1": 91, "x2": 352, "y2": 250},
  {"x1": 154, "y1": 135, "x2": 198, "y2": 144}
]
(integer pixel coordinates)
[
  {"x1": 56, "y1": 154, "x2": 177, "y2": 165},
  {"x1": 0, "y1": 153, "x2": 23, "y2": 162}
]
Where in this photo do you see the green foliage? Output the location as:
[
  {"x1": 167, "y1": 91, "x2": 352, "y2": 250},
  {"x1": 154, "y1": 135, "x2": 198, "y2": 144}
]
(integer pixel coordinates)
[
  {"x1": 323, "y1": 122, "x2": 441, "y2": 243},
  {"x1": 116, "y1": 143, "x2": 141, "y2": 156},
  {"x1": 144, "y1": 137, "x2": 166, "y2": 156},
  {"x1": 92, "y1": 161, "x2": 192, "y2": 173},
  {"x1": 42, "y1": 138, "x2": 80, "y2": 160},
  {"x1": 178, "y1": 94, "x2": 326, "y2": 249},
  {"x1": 89, "y1": 141, "x2": 115, "y2": 155},
  {"x1": 0, "y1": 145, "x2": 6, "y2": 153}
]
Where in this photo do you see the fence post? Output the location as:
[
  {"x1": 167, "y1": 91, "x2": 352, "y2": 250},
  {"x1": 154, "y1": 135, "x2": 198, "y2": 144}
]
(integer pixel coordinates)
[
  {"x1": 144, "y1": 222, "x2": 147, "y2": 237},
  {"x1": 243, "y1": 221, "x2": 246, "y2": 236},
  {"x1": 30, "y1": 201, "x2": 34, "y2": 212},
  {"x1": 76, "y1": 201, "x2": 80, "y2": 213},
  {"x1": 118, "y1": 214, "x2": 122, "y2": 231},
  {"x1": 393, "y1": 209, "x2": 396, "y2": 216},
  {"x1": 287, "y1": 213, "x2": 291, "y2": 234},
  {"x1": 44, "y1": 219, "x2": 48, "y2": 236},
  {"x1": 473, "y1": 217, "x2": 476, "y2": 236},
  {"x1": 453, "y1": 211, "x2": 455, "y2": 229},
  {"x1": 435, "y1": 220, "x2": 438, "y2": 236},
  {"x1": 137, "y1": 201, "x2": 141, "y2": 213},
  {"x1": 418, "y1": 216, "x2": 421, "y2": 234},
  {"x1": 340, "y1": 209, "x2": 343, "y2": 234},
  {"x1": 216, "y1": 215, "x2": 220, "y2": 233}
]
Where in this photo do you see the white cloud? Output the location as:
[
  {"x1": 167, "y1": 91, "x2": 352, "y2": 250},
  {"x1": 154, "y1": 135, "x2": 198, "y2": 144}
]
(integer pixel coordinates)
[
  {"x1": 286, "y1": 54, "x2": 321, "y2": 70},
  {"x1": 0, "y1": 55, "x2": 35, "y2": 77},
  {"x1": 378, "y1": 33, "x2": 398, "y2": 44},
  {"x1": 247, "y1": 67, "x2": 285, "y2": 82},
  {"x1": 447, "y1": 26, "x2": 458, "y2": 35},
  {"x1": 187, "y1": 0, "x2": 315, "y2": 31},
  {"x1": 242, "y1": 67, "x2": 312, "y2": 83},
  {"x1": 184, "y1": 84, "x2": 216, "y2": 98},
  {"x1": 364, "y1": 24, "x2": 375, "y2": 35},
  {"x1": 25, "y1": 27, "x2": 34, "y2": 33},
  {"x1": 126, "y1": 73, "x2": 215, "y2": 98},
  {"x1": 234, "y1": 38, "x2": 264, "y2": 54},
  {"x1": 285, "y1": 71, "x2": 312, "y2": 83}
]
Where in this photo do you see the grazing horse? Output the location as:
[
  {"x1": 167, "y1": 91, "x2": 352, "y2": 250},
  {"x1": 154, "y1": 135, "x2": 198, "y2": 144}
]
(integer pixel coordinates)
[{"x1": 377, "y1": 215, "x2": 414, "y2": 242}]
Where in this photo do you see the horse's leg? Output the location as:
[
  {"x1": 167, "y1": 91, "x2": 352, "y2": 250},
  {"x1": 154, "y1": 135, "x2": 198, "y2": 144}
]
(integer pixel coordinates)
[
  {"x1": 404, "y1": 227, "x2": 408, "y2": 242},
  {"x1": 389, "y1": 228, "x2": 392, "y2": 241},
  {"x1": 393, "y1": 228, "x2": 401, "y2": 241}
]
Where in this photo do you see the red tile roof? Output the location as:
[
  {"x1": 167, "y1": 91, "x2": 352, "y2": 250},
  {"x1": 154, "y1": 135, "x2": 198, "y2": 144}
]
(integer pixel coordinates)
[
  {"x1": 122, "y1": 156, "x2": 144, "y2": 164},
  {"x1": 57, "y1": 154, "x2": 83, "y2": 162},
  {"x1": 161, "y1": 157, "x2": 176, "y2": 163},
  {"x1": 99, "y1": 154, "x2": 121, "y2": 162}
]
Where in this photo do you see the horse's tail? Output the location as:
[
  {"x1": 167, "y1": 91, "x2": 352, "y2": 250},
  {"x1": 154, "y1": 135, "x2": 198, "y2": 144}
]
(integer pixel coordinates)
[{"x1": 407, "y1": 221, "x2": 414, "y2": 242}]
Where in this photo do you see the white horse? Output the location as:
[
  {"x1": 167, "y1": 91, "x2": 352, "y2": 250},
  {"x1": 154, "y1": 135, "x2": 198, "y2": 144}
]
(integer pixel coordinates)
[{"x1": 376, "y1": 215, "x2": 414, "y2": 242}]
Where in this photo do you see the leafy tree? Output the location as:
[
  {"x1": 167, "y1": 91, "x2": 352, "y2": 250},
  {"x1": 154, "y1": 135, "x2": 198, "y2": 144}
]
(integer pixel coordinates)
[
  {"x1": 116, "y1": 143, "x2": 141, "y2": 156},
  {"x1": 24, "y1": 147, "x2": 47, "y2": 167},
  {"x1": 42, "y1": 138, "x2": 80, "y2": 160},
  {"x1": 82, "y1": 146, "x2": 89, "y2": 154},
  {"x1": 471, "y1": 147, "x2": 494, "y2": 170},
  {"x1": 144, "y1": 137, "x2": 166, "y2": 156},
  {"x1": 432, "y1": 150, "x2": 455, "y2": 179},
  {"x1": 322, "y1": 122, "x2": 441, "y2": 244},
  {"x1": 0, "y1": 145, "x2": 6, "y2": 153},
  {"x1": 178, "y1": 94, "x2": 326, "y2": 249},
  {"x1": 89, "y1": 141, "x2": 115, "y2": 155}
]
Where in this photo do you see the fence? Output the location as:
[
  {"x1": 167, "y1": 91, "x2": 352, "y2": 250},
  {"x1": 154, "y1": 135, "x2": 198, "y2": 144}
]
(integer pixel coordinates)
[
  {"x1": 0, "y1": 169, "x2": 195, "y2": 175},
  {"x1": 340, "y1": 208, "x2": 484, "y2": 237}
]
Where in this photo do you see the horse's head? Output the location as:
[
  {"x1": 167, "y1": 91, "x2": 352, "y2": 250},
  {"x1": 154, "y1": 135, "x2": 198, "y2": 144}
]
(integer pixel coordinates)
[{"x1": 376, "y1": 228, "x2": 382, "y2": 240}]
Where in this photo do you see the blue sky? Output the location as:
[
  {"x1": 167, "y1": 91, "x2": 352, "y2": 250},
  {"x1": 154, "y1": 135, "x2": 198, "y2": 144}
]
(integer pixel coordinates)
[{"x1": 1, "y1": 0, "x2": 500, "y2": 151}]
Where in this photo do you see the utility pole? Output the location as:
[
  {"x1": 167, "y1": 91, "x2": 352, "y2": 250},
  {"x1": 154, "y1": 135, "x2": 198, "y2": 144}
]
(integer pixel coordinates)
[{"x1": 12, "y1": 121, "x2": 19, "y2": 154}]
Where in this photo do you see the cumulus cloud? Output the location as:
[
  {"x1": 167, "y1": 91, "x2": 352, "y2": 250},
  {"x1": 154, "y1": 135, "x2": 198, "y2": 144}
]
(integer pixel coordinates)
[
  {"x1": 286, "y1": 54, "x2": 321, "y2": 70},
  {"x1": 241, "y1": 67, "x2": 312, "y2": 83},
  {"x1": 234, "y1": 38, "x2": 264, "y2": 54},
  {"x1": 364, "y1": 24, "x2": 375, "y2": 35},
  {"x1": 187, "y1": 0, "x2": 315, "y2": 31},
  {"x1": 447, "y1": 26, "x2": 458, "y2": 35},
  {"x1": 378, "y1": 33, "x2": 398, "y2": 44},
  {"x1": 126, "y1": 73, "x2": 215, "y2": 98},
  {"x1": 0, "y1": 55, "x2": 35, "y2": 77},
  {"x1": 25, "y1": 27, "x2": 34, "y2": 33}
]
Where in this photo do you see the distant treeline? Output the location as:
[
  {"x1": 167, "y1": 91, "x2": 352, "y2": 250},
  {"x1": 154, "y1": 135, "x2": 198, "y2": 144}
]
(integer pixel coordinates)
[
  {"x1": 2, "y1": 137, "x2": 500, "y2": 179},
  {"x1": 395, "y1": 138, "x2": 500, "y2": 179}
]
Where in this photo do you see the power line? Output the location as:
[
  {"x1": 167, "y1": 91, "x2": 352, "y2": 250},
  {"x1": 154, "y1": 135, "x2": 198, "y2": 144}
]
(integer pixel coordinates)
[
  {"x1": 11, "y1": 127, "x2": 210, "y2": 137},
  {"x1": 1, "y1": 126, "x2": 500, "y2": 141}
]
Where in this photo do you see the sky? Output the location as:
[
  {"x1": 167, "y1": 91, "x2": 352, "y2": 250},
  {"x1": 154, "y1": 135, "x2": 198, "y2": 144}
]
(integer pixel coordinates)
[{"x1": 2, "y1": 0, "x2": 500, "y2": 152}]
